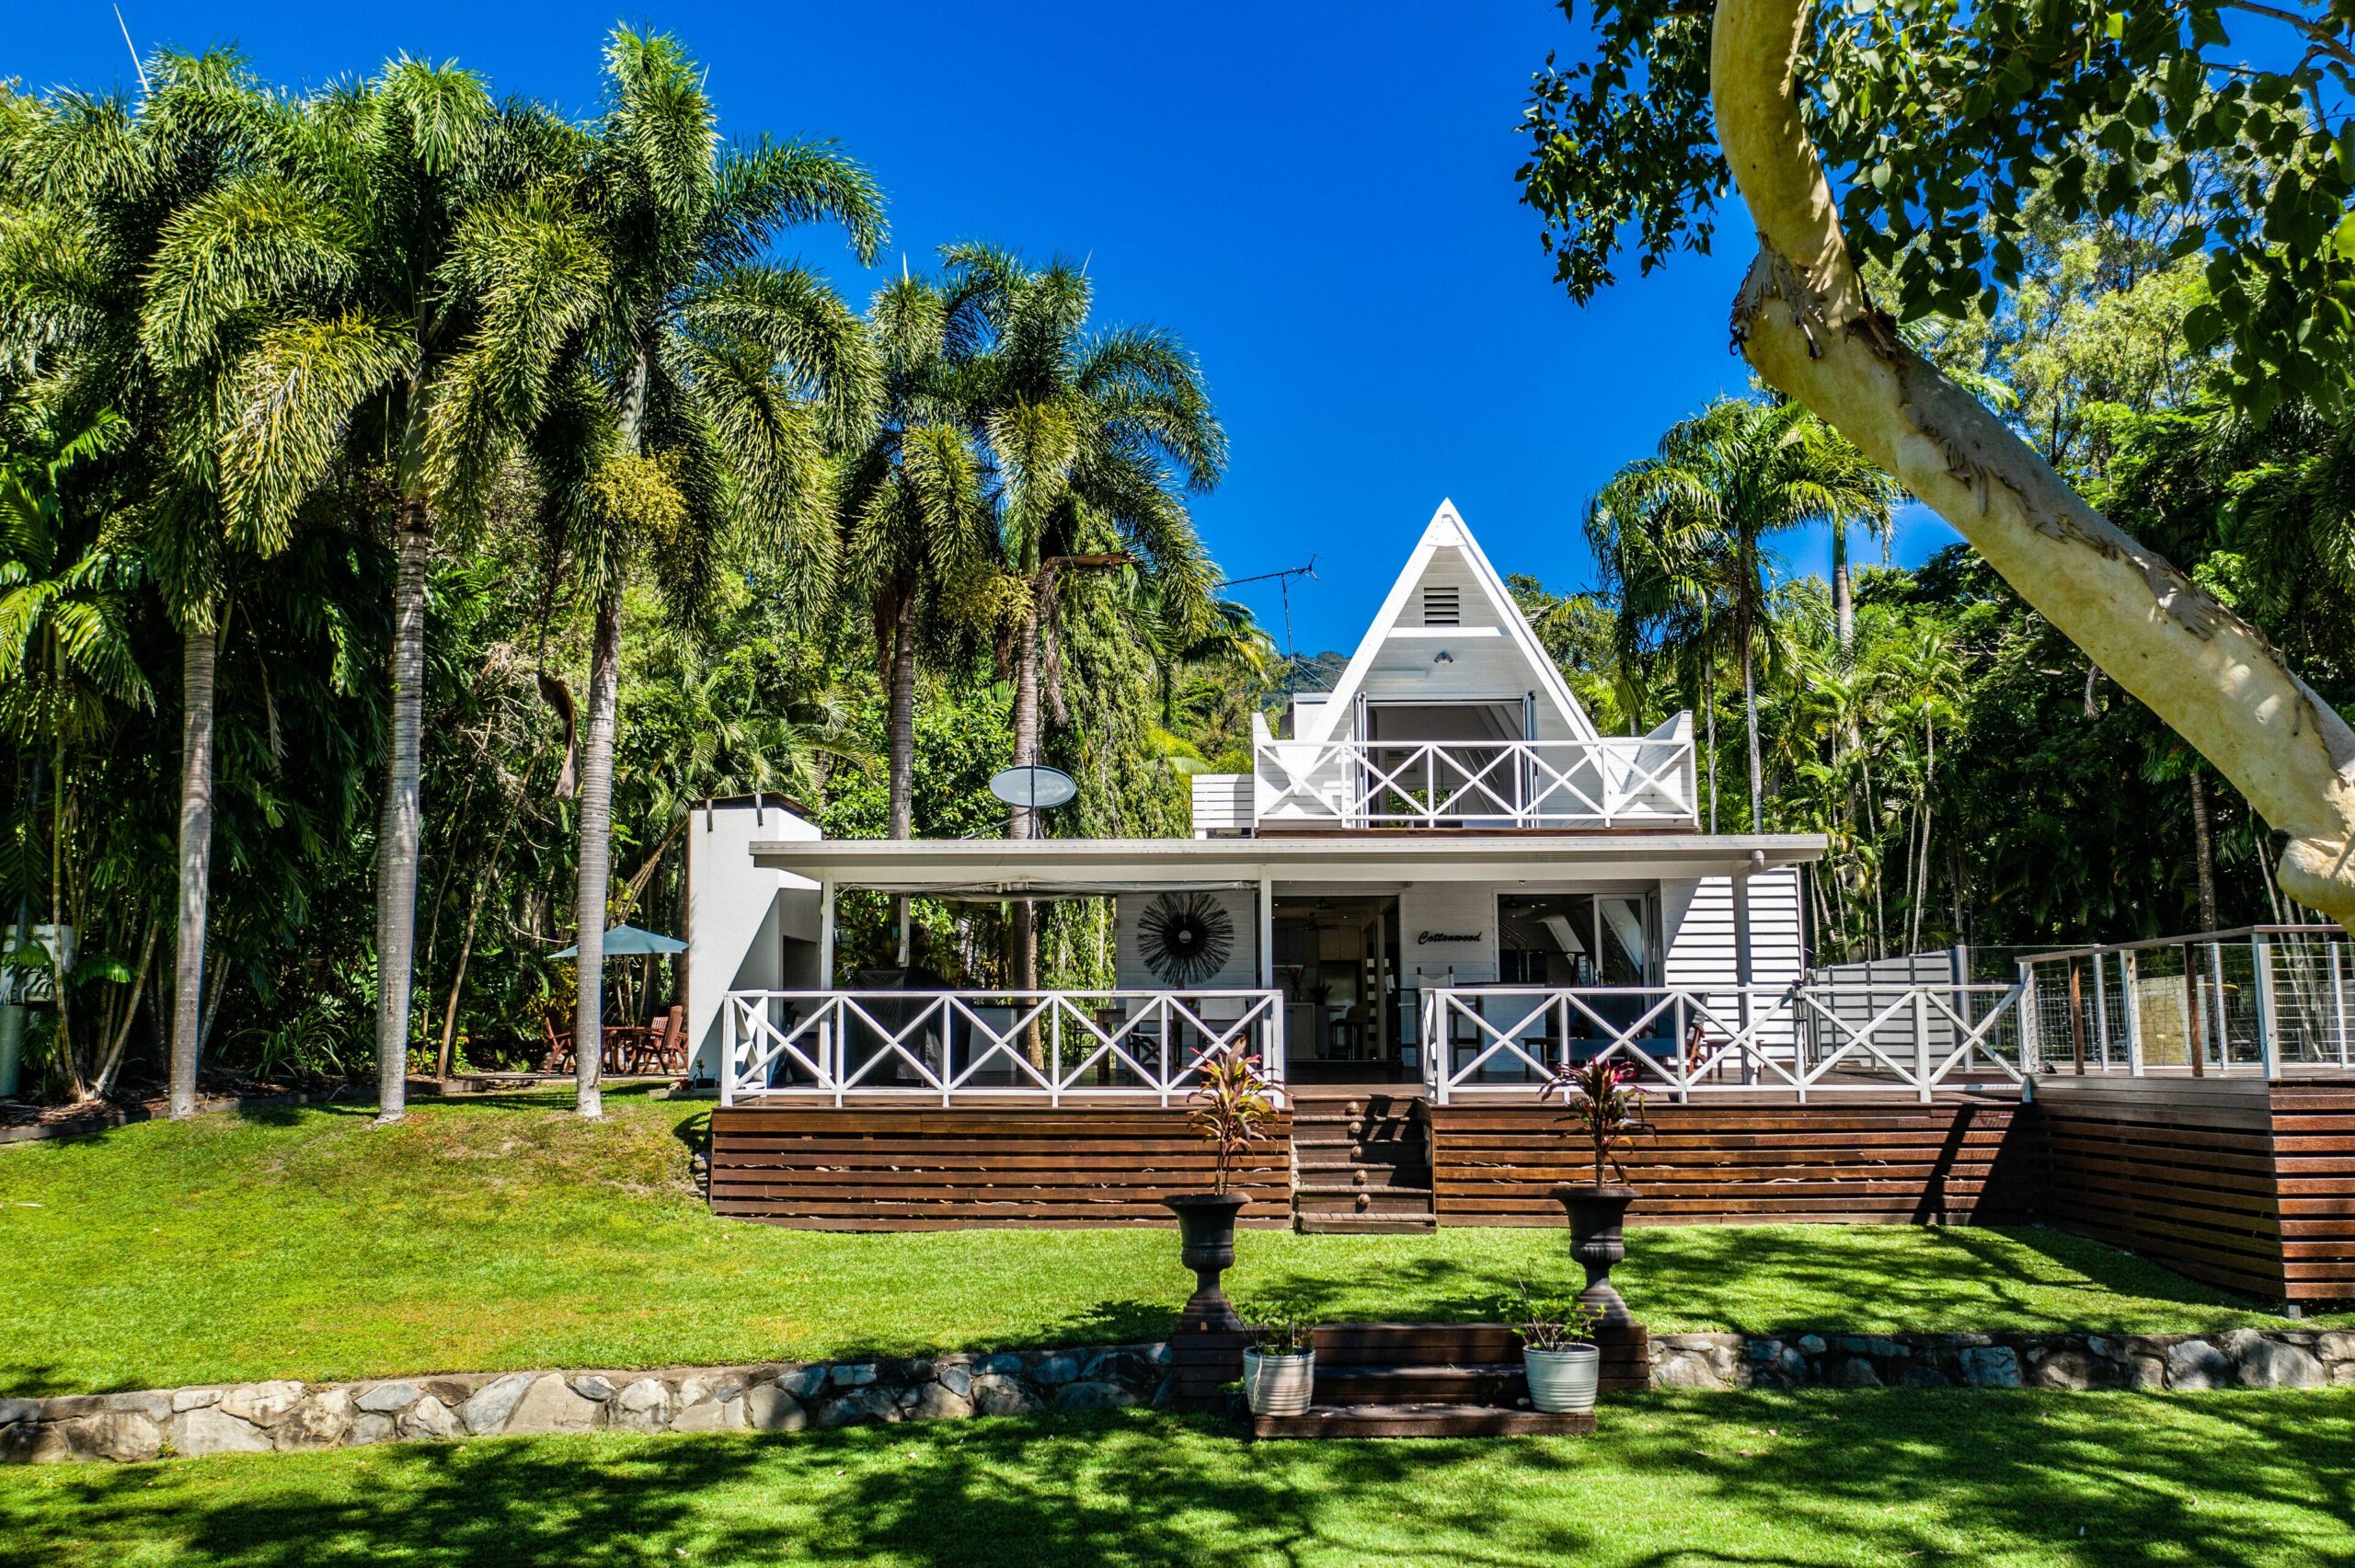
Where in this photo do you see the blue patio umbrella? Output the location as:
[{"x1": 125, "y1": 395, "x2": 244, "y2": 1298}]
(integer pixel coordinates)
[{"x1": 552, "y1": 923, "x2": 688, "y2": 959}]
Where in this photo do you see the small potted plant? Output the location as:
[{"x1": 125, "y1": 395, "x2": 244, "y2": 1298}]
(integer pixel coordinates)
[
  {"x1": 1164, "y1": 1043, "x2": 1279, "y2": 1333},
  {"x1": 1499, "y1": 1279, "x2": 1603, "y2": 1413},
  {"x1": 1235, "y1": 1299, "x2": 1318, "y2": 1416},
  {"x1": 1541, "y1": 1055, "x2": 1651, "y2": 1326}
]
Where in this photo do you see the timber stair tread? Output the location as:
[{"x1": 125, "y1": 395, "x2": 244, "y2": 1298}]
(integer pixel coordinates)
[
  {"x1": 1291, "y1": 1096, "x2": 1438, "y2": 1232},
  {"x1": 1253, "y1": 1402, "x2": 1593, "y2": 1440}
]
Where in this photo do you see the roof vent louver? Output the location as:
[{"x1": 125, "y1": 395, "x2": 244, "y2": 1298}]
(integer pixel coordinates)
[{"x1": 1422, "y1": 585, "x2": 1460, "y2": 626}]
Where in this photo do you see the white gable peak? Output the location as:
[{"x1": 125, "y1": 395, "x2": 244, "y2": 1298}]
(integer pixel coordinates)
[{"x1": 1300, "y1": 501, "x2": 1600, "y2": 743}]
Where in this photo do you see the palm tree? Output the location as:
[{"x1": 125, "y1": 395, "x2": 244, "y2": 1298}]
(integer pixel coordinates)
[
  {"x1": 207, "y1": 59, "x2": 564, "y2": 1122},
  {"x1": 0, "y1": 52, "x2": 310, "y2": 1117},
  {"x1": 936, "y1": 246, "x2": 1224, "y2": 985},
  {"x1": 503, "y1": 26, "x2": 882, "y2": 1116},
  {"x1": 1591, "y1": 396, "x2": 1897, "y2": 831},
  {"x1": 836, "y1": 273, "x2": 996, "y2": 842}
]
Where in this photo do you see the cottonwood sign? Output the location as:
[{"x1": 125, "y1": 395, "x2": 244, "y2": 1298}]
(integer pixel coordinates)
[{"x1": 1416, "y1": 931, "x2": 1482, "y2": 945}]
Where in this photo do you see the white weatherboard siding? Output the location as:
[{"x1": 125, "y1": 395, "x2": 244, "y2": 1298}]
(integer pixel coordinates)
[
  {"x1": 1400, "y1": 882, "x2": 1499, "y2": 984},
  {"x1": 1114, "y1": 888, "x2": 1261, "y2": 990},
  {"x1": 1662, "y1": 869, "x2": 1804, "y2": 1056},
  {"x1": 685, "y1": 798, "x2": 822, "y2": 1078}
]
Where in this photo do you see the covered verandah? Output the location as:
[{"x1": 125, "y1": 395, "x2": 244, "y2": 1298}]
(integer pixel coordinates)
[{"x1": 711, "y1": 832, "x2": 1846, "y2": 1106}]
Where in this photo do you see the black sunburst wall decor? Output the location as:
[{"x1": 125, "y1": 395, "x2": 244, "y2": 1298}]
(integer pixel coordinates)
[{"x1": 1137, "y1": 892, "x2": 1235, "y2": 987}]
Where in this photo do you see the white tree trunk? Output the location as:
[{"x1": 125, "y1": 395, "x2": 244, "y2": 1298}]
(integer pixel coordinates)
[
  {"x1": 373, "y1": 506, "x2": 430, "y2": 1123},
  {"x1": 571, "y1": 589, "x2": 623, "y2": 1118},
  {"x1": 169, "y1": 625, "x2": 217, "y2": 1120},
  {"x1": 1712, "y1": 0, "x2": 2355, "y2": 930}
]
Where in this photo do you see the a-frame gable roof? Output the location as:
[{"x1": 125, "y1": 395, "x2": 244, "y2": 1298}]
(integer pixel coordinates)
[{"x1": 1302, "y1": 499, "x2": 1599, "y2": 742}]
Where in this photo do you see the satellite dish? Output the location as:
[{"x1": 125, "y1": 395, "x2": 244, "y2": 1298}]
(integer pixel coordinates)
[{"x1": 989, "y1": 764, "x2": 1077, "y2": 810}]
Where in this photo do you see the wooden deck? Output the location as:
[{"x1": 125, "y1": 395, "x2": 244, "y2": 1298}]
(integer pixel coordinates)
[
  {"x1": 2037, "y1": 1076, "x2": 2355, "y2": 1305},
  {"x1": 707, "y1": 1104, "x2": 1294, "y2": 1230},
  {"x1": 706, "y1": 1076, "x2": 2355, "y2": 1303}
]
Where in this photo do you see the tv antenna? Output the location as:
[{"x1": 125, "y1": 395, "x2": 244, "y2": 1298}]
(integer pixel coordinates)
[{"x1": 1215, "y1": 556, "x2": 1317, "y2": 656}]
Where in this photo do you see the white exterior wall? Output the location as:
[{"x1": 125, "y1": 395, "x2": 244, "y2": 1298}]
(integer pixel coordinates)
[
  {"x1": 1113, "y1": 888, "x2": 1260, "y2": 990},
  {"x1": 1397, "y1": 882, "x2": 1499, "y2": 984},
  {"x1": 685, "y1": 798, "x2": 822, "y2": 1079},
  {"x1": 1661, "y1": 868, "x2": 1805, "y2": 1054}
]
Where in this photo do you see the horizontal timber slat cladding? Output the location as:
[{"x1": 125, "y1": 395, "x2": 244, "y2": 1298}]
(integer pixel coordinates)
[
  {"x1": 1427, "y1": 1097, "x2": 2036, "y2": 1227},
  {"x1": 2272, "y1": 1083, "x2": 2355, "y2": 1300},
  {"x1": 707, "y1": 1105, "x2": 1292, "y2": 1230},
  {"x1": 2033, "y1": 1076, "x2": 2308, "y2": 1302}
]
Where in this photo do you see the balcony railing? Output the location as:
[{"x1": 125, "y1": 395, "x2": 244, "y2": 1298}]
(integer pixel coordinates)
[
  {"x1": 1419, "y1": 982, "x2": 2028, "y2": 1104},
  {"x1": 721, "y1": 989, "x2": 1285, "y2": 1106},
  {"x1": 1255, "y1": 736, "x2": 1696, "y2": 830},
  {"x1": 2016, "y1": 926, "x2": 2354, "y2": 1077}
]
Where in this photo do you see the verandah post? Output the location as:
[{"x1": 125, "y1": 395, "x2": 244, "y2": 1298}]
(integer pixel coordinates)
[
  {"x1": 1913, "y1": 988, "x2": 1931, "y2": 1103},
  {"x1": 2092, "y1": 946, "x2": 2112, "y2": 1068},
  {"x1": 2253, "y1": 933, "x2": 2280, "y2": 1080},
  {"x1": 2122, "y1": 951, "x2": 2145, "y2": 1076}
]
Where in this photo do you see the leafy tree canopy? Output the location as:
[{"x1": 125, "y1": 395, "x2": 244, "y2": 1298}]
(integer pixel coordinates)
[{"x1": 1520, "y1": 0, "x2": 2355, "y2": 420}]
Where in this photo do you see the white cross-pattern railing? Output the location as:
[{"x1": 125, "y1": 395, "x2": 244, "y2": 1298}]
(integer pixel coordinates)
[
  {"x1": 721, "y1": 989, "x2": 1285, "y2": 1106},
  {"x1": 1255, "y1": 737, "x2": 1696, "y2": 830},
  {"x1": 1419, "y1": 983, "x2": 2027, "y2": 1104}
]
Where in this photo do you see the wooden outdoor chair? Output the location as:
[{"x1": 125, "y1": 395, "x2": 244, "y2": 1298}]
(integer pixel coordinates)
[{"x1": 542, "y1": 1014, "x2": 575, "y2": 1074}]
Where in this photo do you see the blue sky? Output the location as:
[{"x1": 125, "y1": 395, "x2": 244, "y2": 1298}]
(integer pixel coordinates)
[{"x1": 17, "y1": 0, "x2": 1966, "y2": 652}]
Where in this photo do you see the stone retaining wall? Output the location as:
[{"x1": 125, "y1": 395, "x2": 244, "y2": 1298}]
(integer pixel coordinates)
[
  {"x1": 6, "y1": 1328, "x2": 2350, "y2": 1465},
  {"x1": 0, "y1": 1344, "x2": 1170, "y2": 1466},
  {"x1": 1650, "y1": 1328, "x2": 2355, "y2": 1391}
]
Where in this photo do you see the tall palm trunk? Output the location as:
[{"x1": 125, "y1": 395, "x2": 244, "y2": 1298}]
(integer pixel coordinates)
[
  {"x1": 2190, "y1": 768, "x2": 2219, "y2": 933},
  {"x1": 887, "y1": 587, "x2": 919, "y2": 965},
  {"x1": 1007, "y1": 580, "x2": 1046, "y2": 996},
  {"x1": 1740, "y1": 628, "x2": 1764, "y2": 831},
  {"x1": 1832, "y1": 523, "x2": 1855, "y2": 652},
  {"x1": 169, "y1": 624, "x2": 217, "y2": 1120},
  {"x1": 572, "y1": 589, "x2": 623, "y2": 1118},
  {"x1": 373, "y1": 503, "x2": 430, "y2": 1122},
  {"x1": 887, "y1": 588, "x2": 918, "y2": 840}
]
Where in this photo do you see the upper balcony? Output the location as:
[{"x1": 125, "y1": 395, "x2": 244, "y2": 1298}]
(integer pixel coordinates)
[{"x1": 1191, "y1": 713, "x2": 1698, "y2": 835}]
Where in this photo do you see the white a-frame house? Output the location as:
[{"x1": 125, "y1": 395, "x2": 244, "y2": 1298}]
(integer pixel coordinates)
[{"x1": 686, "y1": 500, "x2": 1829, "y2": 1101}]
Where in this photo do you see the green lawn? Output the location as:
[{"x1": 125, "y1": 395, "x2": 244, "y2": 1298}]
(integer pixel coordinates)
[
  {"x1": 0, "y1": 1088, "x2": 2329, "y2": 1396},
  {"x1": 4, "y1": 1393, "x2": 2351, "y2": 1567}
]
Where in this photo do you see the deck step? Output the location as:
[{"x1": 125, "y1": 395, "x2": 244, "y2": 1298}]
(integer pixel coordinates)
[
  {"x1": 1315, "y1": 1361, "x2": 1526, "y2": 1405},
  {"x1": 1253, "y1": 1402, "x2": 1594, "y2": 1439},
  {"x1": 1290, "y1": 1096, "x2": 1435, "y2": 1231},
  {"x1": 1312, "y1": 1322, "x2": 1523, "y2": 1361},
  {"x1": 1292, "y1": 1213, "x2": 1438, "y2": 1234}
]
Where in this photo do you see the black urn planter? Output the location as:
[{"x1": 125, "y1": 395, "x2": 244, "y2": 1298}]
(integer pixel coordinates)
[
  {"x1": 1163, "y1": 1192, "x2": 1247, "y2": 1333},
  {"x1": 1552, "y1": 1184, "x2": 1637, "y2": 1327}
]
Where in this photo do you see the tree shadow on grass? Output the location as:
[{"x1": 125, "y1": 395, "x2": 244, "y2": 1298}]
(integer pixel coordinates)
[{"x1": 3, "y1": 1396, "x2": 2349, "y2": 1568}]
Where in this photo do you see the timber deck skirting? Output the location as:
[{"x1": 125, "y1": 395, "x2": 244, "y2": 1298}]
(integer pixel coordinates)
[
  {"x1": 706, "y1": 1105, "x2": 1294, "y2": 1230},
  {"x1": 705, "y1": 1082, "x2": 2355, "y2": 1304}
]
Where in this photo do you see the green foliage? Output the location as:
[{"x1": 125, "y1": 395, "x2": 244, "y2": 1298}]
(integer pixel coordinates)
[{"x1": 1521, "y1": 1, "x2": 2355, "y2": 421}]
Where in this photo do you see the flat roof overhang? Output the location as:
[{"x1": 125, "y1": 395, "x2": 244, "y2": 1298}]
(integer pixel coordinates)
[{"x1": 747, "y1": 832, "x2": 1827, "y2": 896}]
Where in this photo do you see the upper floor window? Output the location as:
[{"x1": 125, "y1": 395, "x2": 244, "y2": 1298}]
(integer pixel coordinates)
[{"x1": 1421, "y1": 585, "x2": 1460, "y2": 626}]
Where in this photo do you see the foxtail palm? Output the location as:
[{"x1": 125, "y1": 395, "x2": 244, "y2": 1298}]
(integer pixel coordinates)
[
  {"x1": 837, "y1": 274, "x2": 995, "y2": 842},
  {"x1": 0, "y1": 52, "x2": 315, "y2": 1116},
  {"x1": 206, "y1": 60, "x2": 588, "y2": 1120},
  {"x1": 510, "y1": 26, "x2": 881, "y2": 1116},
  {"x1": 1591, "y1": 396, "x2": 1897, "y2": 831},
  {"x1": 937, "y1": 246, "x2": 1223, "y2": 986}
]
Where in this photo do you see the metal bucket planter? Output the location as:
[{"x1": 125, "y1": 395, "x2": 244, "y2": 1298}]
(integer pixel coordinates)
[
  {"x1": 1243, "y1": 1347, "x2": 1316, "y2": 1416},
  {"x1": 1522, "y1": 1345, "x2": 1600, "y2": 1413}
]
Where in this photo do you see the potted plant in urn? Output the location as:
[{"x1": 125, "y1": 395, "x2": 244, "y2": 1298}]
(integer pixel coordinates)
[
  {"x1": 1499, "y1": 1279, "x2": 1603, "y2": 1414},
  {"x1": 1164, "y1": 1043, "x2": 1279, "y2": 1333},
  {"x1": 1542, "y1": 1056, "x2": 1651, "y2": 1327},
  {"x1": 1235, "y1": 1299, "x2": 1318, "y2": 1417}
]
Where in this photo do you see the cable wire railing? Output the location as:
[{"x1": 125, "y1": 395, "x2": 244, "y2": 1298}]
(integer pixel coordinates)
[{"x1": 2016, "y1": 926, "x2": 2352, "y2": 1078}]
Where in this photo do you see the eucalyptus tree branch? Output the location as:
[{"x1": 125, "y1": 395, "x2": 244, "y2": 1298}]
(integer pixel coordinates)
[{"x1": 1710, "y1": 0, "x2": 2355, "y2": 928}]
